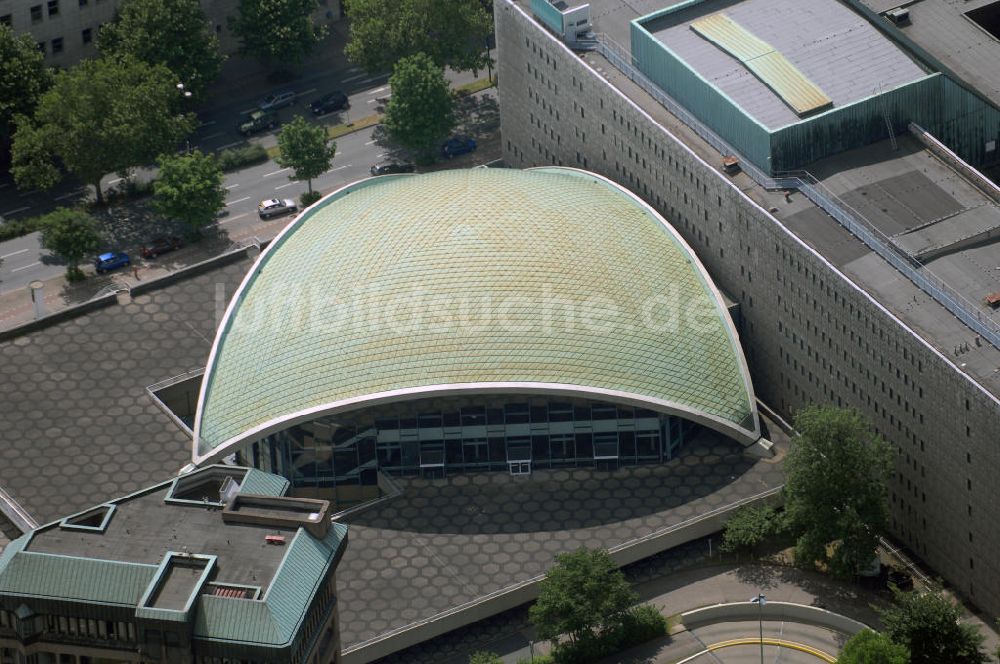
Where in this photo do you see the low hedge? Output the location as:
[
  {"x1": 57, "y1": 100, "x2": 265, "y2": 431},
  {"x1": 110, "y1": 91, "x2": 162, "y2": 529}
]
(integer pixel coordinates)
[
  {"x1": 218, "y1": 144, "x2": 268, "y2": 172},
  {"x1": 0, "y1": 215, "x2": 41, "y2": 242}
]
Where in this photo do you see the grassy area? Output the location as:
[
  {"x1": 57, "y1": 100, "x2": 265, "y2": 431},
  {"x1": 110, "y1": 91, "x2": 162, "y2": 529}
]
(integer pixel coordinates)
[
  {"x1": 265, "y1": 113, "x2": 383, "y2": 159},
  {"x1": 454, "y1": 76, "x2": 497, "y2": 97}
]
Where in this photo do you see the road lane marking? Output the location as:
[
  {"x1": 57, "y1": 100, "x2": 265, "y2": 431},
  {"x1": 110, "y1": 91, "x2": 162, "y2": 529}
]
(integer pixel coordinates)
[
  {"x1": 239, "y1": 108, "x2": 256, "y2": 115},
  {"x1": 370, "y1": 86, "x2": 388, "y2": 94},
  {"x1": 18, "y1": 189, "x2": 36, "y2": 198},
  {"x1": 55, "y1": 192, "x2": 77, "y2": 201},
  {"x1": 202, "y1": 132, "x2": 223, "y2": 140},
  {"x1": 11, "y1": 261, "x2": 41, "y2": 273},
  {"x1": 226, "y1": 196, "x2": 250, "y2": 206},
  {"x1": 108, "y1": 177, "x2": 123, "y2": 185},
  {"x1": 199, "y1": 120, "x2": 217, "y2": 127},
  {"x1": 0, "y1": 249, "x2": 29, "y2": 260},
  {"x1": 264, "y1": 167, "x2": 291, "y2": 177},
  {"x1": 1, "y1": 206, "x2": 31, "y2": 216},
  {"x1": 225, "y1": 184, "x2": 240, "y2": 189},
  {"x1": 217, "y1": 141, "x2": 242, "y2": 150},
  {"x1": 367, "y1": 99, "x2": 377, "y2": 104},
  {"x1": 328, "y1": 164, "x2": 352, "y2": 172},
  {"x1": 0, "y1": 183, "x2": 9, "y2": 189},
  {"x1": 300, "y1": 88, "x2": 317, "y2": 97},
  {"x1": 275, "y1": 182, "x2": 297, "y2": 190},
  {"x1": 365, "y1": 139, "x2": 377, "y2": 145},
  {"x1": 220, "y1": 213, "x2": 249, "y2": 225},
  {"x1": 360, "y1": 76, "x2": 384, "y2": 84},
  {"x1": 343, "y1": 73, "x2": 365, "y2": 83}
]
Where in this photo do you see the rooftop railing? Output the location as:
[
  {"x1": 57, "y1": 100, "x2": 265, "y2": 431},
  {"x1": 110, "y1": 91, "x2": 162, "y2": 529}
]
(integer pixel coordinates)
[{"x1": 594, "y1": 33, "x2": 1000, "y2": 351}]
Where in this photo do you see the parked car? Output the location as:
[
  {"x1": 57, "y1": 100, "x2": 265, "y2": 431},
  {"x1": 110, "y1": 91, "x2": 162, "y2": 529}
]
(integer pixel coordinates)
[
  {"x1": 238, "y1": 110, "x2": 278, "y2": 136},
  {"x1": 140, "y1": 236, "x2": 182, "y2": 259},
  {"x1": 369, "y1": 161, "x2": 415, "y2": 176},
  {"x1": 258, "y1": 198, "x2": 298, "y2": 220},
  {"x1": 258, "y1": 90, "x2": 296, "y2": 111},
  {"x1": 94, "y1": 251, "x2": 131, "y2": 274},
  {"x1": 310, "y1": 91, "x2": 349, "y2": 115},
  {"x1": 441, "y1": 136, "x2": 477, "y2": 158}
]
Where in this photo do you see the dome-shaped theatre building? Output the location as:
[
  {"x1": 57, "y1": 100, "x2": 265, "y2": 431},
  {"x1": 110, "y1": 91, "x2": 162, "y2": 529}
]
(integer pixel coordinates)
[{"x1": 193, "y1": 167, "x2": 765, "y2": 502}]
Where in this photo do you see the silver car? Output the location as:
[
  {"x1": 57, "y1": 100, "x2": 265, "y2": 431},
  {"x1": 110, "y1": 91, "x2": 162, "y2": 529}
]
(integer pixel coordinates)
[
  {"x1": 258, "y1": 90, "x2": 296, "y2": 111},
  {"x1": 257, "y1": 198, "x2": 298, "y2": 219}
]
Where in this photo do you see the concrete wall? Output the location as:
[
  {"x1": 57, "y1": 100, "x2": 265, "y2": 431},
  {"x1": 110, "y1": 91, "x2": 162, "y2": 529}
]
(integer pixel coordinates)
[
  {"x1": 682, "y1": 601, "x2": 869, "y2": 635},
  {"x1": 497, "y1": 0, "x2": 1000, "y2": 621},
  {"x1": 1, "y1": 0, "x2": 341, "y2": 67}
]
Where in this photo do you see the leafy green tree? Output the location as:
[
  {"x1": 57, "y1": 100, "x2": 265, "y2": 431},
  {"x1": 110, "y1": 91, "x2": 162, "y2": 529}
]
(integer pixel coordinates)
[
  {"x1": 230, "y1": 0, "x2": 326, "y2": 66},
  {"x1": 344, "y1": 0, "x2": 492, "y2": 74},
  {"x1": 837, "y1": 630, "x2": 909, "y2": 664},
  {"x1": 153, "y1": 150, "x2": 226, "y2": 238},
  {"x1": 878, "y1": 589, "x2": 987, "y2": 664},
  {"x1": 0, "y1": 25, "x2": 51, "y2": 141},
  {"x1": 11, "y1": 56, "x2": 196, "y2": 205},
  {"x1": 383, "y1": 53, "x2": 455, "y2": 160},
  {"x1": 530, "y1": 548, "x2": 636, "y2": 646},
  {"x1": 720, "y1": 504, "x2": 782, "y2": 556},
  {"x1": 468, "y1": 653, "x2": 503, "y2": 664},
  {"x1": 276, "y1": 116, "x2": 336, "y2": 196},
  {"x1": 38, "y1": 208, "x2": 103, "y2": 280},
  {"x1": 97, "y1": 0, "x2": 224, "y2": 98},
  {"x1": 783, "y1": 406, "x2": 892, "y2": 577}
]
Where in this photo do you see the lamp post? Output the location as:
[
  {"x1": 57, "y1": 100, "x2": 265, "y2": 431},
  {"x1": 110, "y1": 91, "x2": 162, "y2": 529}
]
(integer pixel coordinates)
[
  {"x1": 177, "y1": 83, "x2": 193, "y2": 153},
  {"x1": 750, "y1": 593, "x2": 766, "y2": 664}
]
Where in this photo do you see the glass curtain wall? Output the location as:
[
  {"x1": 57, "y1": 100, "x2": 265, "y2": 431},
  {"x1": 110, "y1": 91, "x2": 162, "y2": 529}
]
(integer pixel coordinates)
[{"x1": 243, "y1": 396, "x2": 700, "y2": 489}]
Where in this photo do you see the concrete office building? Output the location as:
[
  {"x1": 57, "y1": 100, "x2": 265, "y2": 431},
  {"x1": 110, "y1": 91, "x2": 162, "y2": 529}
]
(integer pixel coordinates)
[
  {"x1": 497, "y1": 0, "x2": 1000, "y2": 620},
  {"x1": 0, "y1": 465, "x2": 348, "y2": 664},
  {"x1": 190, "y1": 167, "x2": 769, "y2": 503},
  {"x1": 0, "y1": 0, "x2": 341, "y2": 67}
]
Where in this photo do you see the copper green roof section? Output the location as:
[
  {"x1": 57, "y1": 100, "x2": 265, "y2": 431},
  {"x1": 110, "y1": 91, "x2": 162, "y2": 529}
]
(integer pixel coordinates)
[
  {"x1": 690, "y1": 13, "x2": 832, "y2": 116},
  {"x1": 0, "y1": 547, "x2": 157, "y2": 605},
  {"x1": 194, "y1": 168, "x2": 758, "y2": 461}
]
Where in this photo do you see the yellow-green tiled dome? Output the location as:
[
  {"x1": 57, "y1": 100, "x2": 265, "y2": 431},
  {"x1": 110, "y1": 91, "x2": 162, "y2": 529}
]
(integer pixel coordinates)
[{"x1": 194, "y1": 168, "x2": 758, "y2": 461}]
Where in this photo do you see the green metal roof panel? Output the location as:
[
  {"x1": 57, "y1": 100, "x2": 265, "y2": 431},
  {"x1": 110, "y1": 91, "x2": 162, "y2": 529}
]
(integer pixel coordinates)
[
  {"x1": 690, "y1": 13, "x2": 832, "y2": 116},
  {"x1": 0, "y1": 552, "x2": 156, "y2": 605},
  {"x1": 195, "y1": 168, "x2": 757, "y2": 459},
  {"x1": 193, "y1": 523, "x2": 347, "y2": 646},
  {"x1": 239, "y1": 469, "x2": 290, "y2": 497}
]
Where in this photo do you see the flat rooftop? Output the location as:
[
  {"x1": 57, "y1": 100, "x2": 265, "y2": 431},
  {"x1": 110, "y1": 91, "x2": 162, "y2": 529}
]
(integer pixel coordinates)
[
  {"x1": 861, "y1": 0, "x2": 1000, "y2": 110},
  {"x1": 26, "y1": 478, "x2": 298, "y2": 593},
  {"x1": 336, "y1": 430, "x2": 785, "y2": 653},
  {"x1": 643, "y1": 0, "x2": 928, "y2": 129},
  {"x1": 516, "y1": 0, "x2": 1000, "y2": 401},
  {"x1": 0, "y1": 257, "x2": 254, "y2": 526}
]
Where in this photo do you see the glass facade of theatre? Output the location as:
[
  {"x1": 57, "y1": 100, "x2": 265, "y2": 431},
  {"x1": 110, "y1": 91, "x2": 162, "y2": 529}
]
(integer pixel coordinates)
[{"x1": 238, "y1": 395, "x2": 700, "y2": 491}]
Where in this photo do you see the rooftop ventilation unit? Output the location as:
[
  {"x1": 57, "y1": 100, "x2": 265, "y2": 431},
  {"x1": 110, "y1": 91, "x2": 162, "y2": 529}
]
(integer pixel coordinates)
[{"x1": 887, "y1": 8, "x2": 910, "y2": 25}]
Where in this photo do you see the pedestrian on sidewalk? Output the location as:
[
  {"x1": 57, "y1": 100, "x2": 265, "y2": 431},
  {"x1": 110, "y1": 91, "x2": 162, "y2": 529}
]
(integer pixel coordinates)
[{"x1": 132, "y1": 265, "x2": 140, "y2": 281}]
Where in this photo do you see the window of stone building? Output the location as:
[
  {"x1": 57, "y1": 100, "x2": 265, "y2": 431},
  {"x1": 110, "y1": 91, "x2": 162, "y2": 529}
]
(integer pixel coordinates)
[
  {"x1": 30, "y1": 5, "x2": 42, "y2": 22},
  {"x1": 0, "y1": 14, "x2": 10, "y2": 24},
  {"x1": 48, "y1": 0, "x2": 59, "y2": 16},
  {"x1": 51, "y1": 36, "x2": 62, "y2": 53},
  {"x1": 36, "y1": 40, "x2": 45, "y2": 53},
  {"x1": 82, "y1": 27, "x2": 91, "y2": 42}
]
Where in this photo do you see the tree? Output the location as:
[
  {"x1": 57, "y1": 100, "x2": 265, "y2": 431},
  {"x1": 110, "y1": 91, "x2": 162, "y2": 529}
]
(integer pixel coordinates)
[
  {"x1": 97, "y1": 0, "x2": 224, "y2": 98},
  {"x1": 720, "y1": 504, "x2": 782, "y2": 556},
  {"x1": 0, "y1": 25, "x2": 51, "y2": 141},
  {"x1": 153, "y1": 150, "x2": 226, "y2": 238},
  {"x1": 230, "y1": 0, "x2": 327, "y2": 66},
  {"x1": 11, "y1": 56, "x2": 196, "y2": 205},
  {"x1": 276, "y1": 116, "x2": 336, "y2": 196},
  {"x1": 38, "y1": 208, "x2": 102, "y2": 280},
  {"x1": 783, "y1": 406, "x2": 892, "y2": 577},
  {"x1": 837, "y1": 630, "x2": 909, "y2": 664},
  {"x1": 468, "y1": 653, "x2": 503, "y2": 664},
  {"x1": 529, "y1": 548, "x2": 636, "y2": 646},
  {"x1": 383, "y1": 53, "x2": 455, "y2": 160},
  {"x1": 878, "y1": 589, "x2": 987, "y2": 664},
  {"x1": 344, "y1": 0, "x2": 492, "y2": 74}
]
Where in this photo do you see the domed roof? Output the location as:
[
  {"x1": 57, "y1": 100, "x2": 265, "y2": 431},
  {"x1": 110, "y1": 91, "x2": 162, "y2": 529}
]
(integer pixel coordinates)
[{"x1": 193, "y1": 168, "x2": 758, "y2": 462}]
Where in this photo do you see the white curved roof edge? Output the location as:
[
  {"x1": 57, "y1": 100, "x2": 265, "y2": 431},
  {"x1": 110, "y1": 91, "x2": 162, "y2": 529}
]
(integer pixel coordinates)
[
  {"x1": 192, "y1": 167, "x2": 760, "y2": 463},
  {"x1": 531, "y1": 166, "x2": 759, "y2": 427},
  {"x1": 192, "y1": 381, "x2": 762, "y2": 466}
]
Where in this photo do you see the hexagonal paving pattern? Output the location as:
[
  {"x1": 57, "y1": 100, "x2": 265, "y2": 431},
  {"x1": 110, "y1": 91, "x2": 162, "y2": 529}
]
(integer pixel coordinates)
[
  {"x1": 338, "y1": 432, "x2": 784, "y2": 652},
  {"x1": 0, "y1": 258, "x2": 254, "y2": 524}
]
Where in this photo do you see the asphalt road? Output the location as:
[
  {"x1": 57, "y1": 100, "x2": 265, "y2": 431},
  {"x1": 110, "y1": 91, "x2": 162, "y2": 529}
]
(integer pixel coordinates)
[{"x1": 0, "y1": 64, "x2": 482, "y2": 294}]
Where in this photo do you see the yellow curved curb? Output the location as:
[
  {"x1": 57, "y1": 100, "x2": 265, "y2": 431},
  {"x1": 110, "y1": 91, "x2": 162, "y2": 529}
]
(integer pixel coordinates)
[{"x1": 707, "y1": 637, "x2": 836, "y2": 662}]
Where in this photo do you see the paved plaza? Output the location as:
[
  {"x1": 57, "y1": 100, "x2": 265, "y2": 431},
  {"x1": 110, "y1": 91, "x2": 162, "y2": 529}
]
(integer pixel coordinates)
[
  {"x1": 0, "y1": 257, "x2": 254, "y2": 525},
  {"x1": 338, "y1": 432, "x2": 784, "y2": 652}
]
